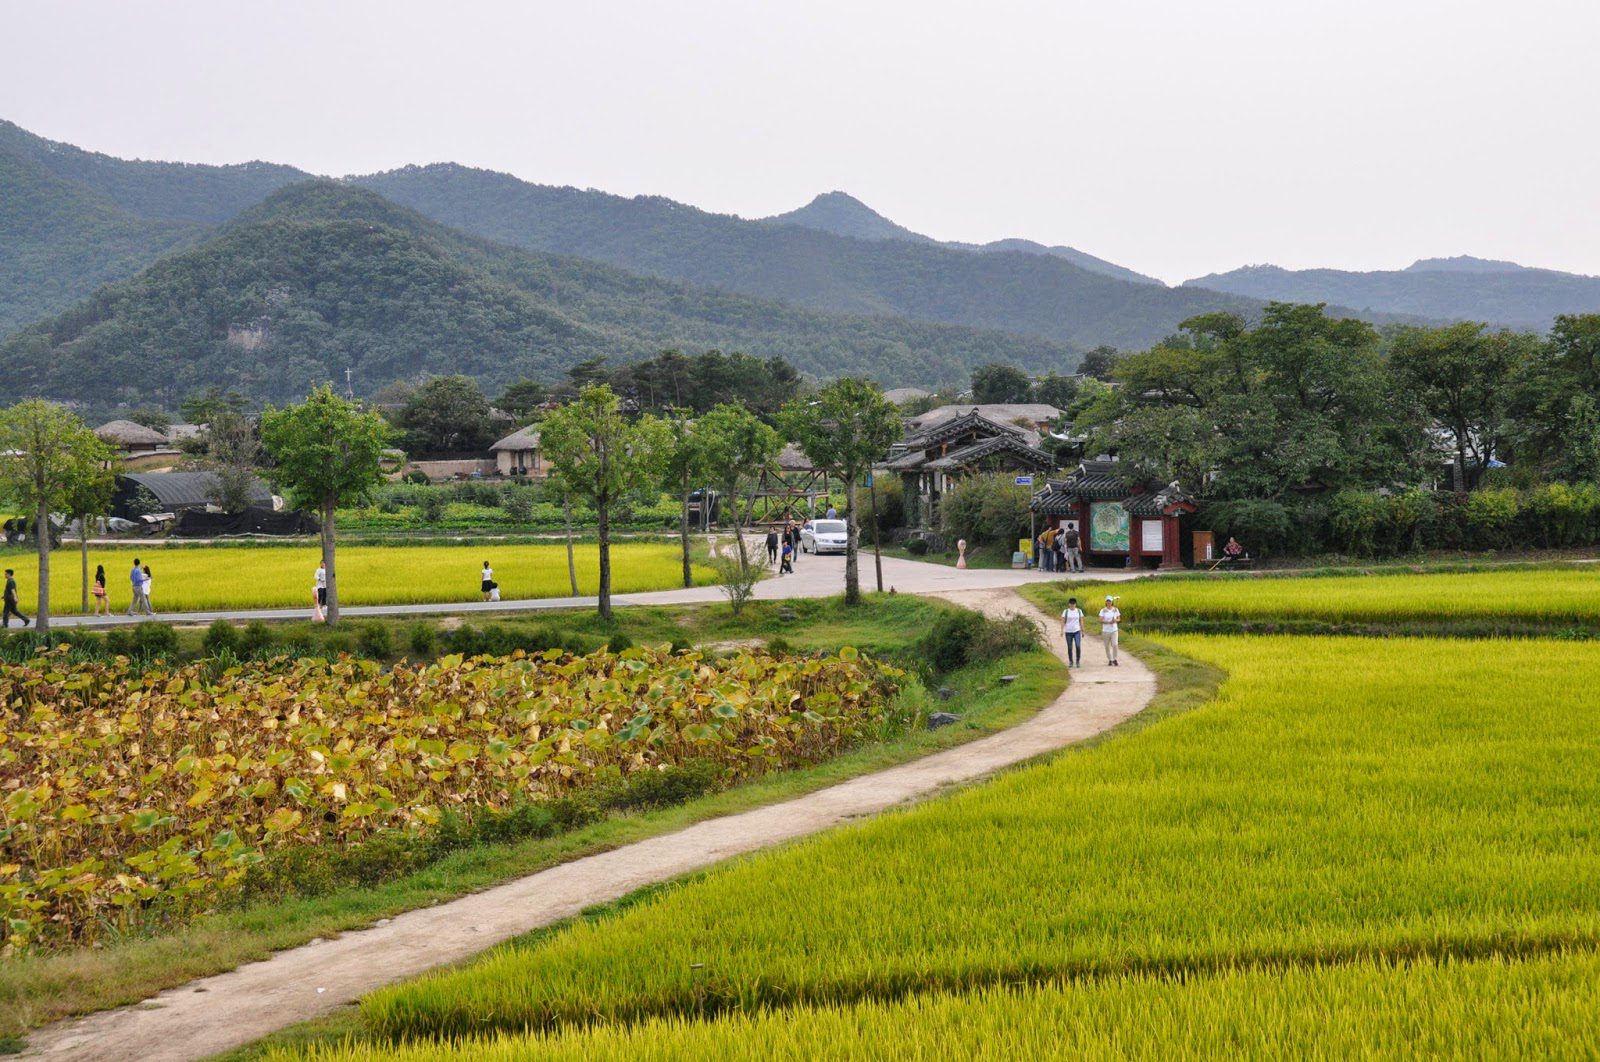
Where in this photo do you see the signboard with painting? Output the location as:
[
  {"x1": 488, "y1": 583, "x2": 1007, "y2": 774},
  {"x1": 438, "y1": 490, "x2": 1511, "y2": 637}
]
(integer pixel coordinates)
[{"x1": 1089, "y1": 501, "x2": 1130, "y2": 552}]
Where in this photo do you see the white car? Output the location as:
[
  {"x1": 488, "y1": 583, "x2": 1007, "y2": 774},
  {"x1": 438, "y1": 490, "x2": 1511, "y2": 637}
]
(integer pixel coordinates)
[{"x1": 801, "y1": 519, "x2": 849, "y2": 554}]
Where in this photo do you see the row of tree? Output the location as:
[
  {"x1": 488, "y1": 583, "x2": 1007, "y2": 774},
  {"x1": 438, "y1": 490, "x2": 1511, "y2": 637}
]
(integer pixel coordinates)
[{"x1": 1066, "y1": 305, "x2": 1600, "y2": 502}]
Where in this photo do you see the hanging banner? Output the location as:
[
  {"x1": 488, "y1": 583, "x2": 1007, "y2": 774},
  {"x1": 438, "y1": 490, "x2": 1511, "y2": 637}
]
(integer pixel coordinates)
[{"x1": 1089, "y1": 501, "x2": 1130, "y2": 552}]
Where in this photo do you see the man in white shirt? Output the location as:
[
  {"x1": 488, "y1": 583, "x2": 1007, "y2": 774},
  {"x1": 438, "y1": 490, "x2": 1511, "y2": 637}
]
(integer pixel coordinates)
[
  {"x1": 1060, "y1": 596, "x2": 1084, "y2": 668},
  {"x1": 1098, "y1": 595, "x2": 1121, "y2": 666}
]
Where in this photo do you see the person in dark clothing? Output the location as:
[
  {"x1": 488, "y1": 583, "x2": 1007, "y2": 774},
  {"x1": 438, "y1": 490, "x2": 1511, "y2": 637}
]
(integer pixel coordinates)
[
  {"x1": 2, "y1": 569, "x2": 28, "y2": 627},
  {"x1": 1062, "y1": 525, "x2": 1084, "y2": 573},
  {"x1": 779, "y1": 538, "x2": 794, "y2": 575},
  {"x1": 765, "y1": 529, "x2": 780, "y2": 566}
]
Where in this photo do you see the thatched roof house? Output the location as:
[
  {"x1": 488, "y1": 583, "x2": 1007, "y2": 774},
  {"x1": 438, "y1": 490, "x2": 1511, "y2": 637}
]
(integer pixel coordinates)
[
  {"x1": 95, "y1": 419, "x2": 170, "y2": 452},
  {"x1": 489, "y1": 425, "x2": 544, "y2": 477}
]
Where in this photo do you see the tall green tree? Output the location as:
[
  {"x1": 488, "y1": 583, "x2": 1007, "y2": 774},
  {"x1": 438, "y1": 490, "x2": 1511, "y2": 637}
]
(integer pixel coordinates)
[
  {"x1": 660, "y1": 407, "x2": 713, "y2": 588},
  {"x1": 395, "y1": 375, "x2": 496, "y2": 455},
  {"x1": 780, "y1": 380, "x2": 902, "y2": 605},
  {"x1": 202, "y1": 411, "x2": 263, "y2": 513},
  {"x1": 697, "y1": 403, "x2": 783, "y2": 568},
  {"x1": 1389, "y1": 322, "x2": 1529, "y2": 490},
  {"x1": 541, "y1": 385, "x2": 669, "y2": 620},
  {"x1": 970, "y1": 363, "x2": 1033, "y2": 404},
  {"x1": 260, "y1": 385, "x2": 390, "y2": 625},
  {"x1": 497, "y1": 379, "x2": 550, "y2": 422},
  {"x1": 0, "y1": 401, "x2": 115, "y2": 633}
]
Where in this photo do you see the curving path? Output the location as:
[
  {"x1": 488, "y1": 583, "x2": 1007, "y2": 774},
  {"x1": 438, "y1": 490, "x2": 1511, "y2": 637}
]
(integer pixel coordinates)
[{"x1": 25, "y1": 587, "x2": 1155, "y2": 1061}]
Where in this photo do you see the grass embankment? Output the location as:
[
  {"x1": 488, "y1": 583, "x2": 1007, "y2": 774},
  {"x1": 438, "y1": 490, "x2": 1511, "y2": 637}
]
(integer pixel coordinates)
[
  {"x1": 0, "y1": 594, "x2": 1065, "y2": 1041},
  {"x1": 338, "y1": 634, "x2": 1600, "y2": 1047},
  {"x1": 1026, "y1": 564, "x2": 1600, "y2": 635},
  {"x1": 0, "y1": 542, "x2": 712, "y2": 615}
]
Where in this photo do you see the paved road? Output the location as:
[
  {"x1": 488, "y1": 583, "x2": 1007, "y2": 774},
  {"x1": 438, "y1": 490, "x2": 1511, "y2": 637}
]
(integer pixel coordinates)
[
  {"x1": 26, "y1": 587, "x2": 1155, "y2": 1061},
  {"x1": 51, "y1": 553, "x2": 1144, "y2": 628}
]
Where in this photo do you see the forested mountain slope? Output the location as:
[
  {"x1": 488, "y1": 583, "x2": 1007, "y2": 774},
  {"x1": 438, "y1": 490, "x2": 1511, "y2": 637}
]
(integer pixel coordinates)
[
  {"x1": 351, "y1": 164, "x2": 1256, "y2": 349},
  {"x1": 0, "y1": 182, "x2": 1079, "y2": 409}
]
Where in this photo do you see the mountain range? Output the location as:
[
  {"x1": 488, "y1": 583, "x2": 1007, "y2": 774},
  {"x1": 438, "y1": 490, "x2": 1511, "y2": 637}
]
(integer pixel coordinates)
[
  {"x1": 1185, "y1": 257, "x2": 1600, "y2": 329},
  {"x1": 3, "y1": 117, "x2": 1598, "y2": 412}
]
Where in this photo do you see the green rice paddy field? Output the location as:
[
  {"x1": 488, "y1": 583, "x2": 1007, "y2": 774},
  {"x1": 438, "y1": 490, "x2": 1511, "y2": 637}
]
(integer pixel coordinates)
[
  {"x1": 264, "y1": 624, "x2": 1600, "y2": 1058},
  {"x1": 1045, "y1": 565, "x2": 1600, "y2": 626},
  {"x1": 0, "y1": 543, "x2": 711, "y2": 614}
]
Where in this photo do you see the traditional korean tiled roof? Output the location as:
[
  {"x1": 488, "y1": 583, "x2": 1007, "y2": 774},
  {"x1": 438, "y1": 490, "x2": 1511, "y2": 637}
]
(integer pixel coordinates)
[
  {"x1": 902, "y1": 409, "x2": 1025, "y2": 450},
  {"x1": 1029, "y1": 461, "x2": 1194, "y2": 515},
  {"x1": 924, "y1": 433, "x2": 1055, "y2": 471}
]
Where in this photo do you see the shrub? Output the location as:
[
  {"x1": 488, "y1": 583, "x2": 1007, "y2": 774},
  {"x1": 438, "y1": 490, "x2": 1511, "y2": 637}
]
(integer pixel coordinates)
[
  {"x1": 240, "y1": 621, "x2": 276, "y2": 658},
  {"x1": 202, "y1": 619, "x2": 240, "y2": 658},
  {"x1": 358, "y1": 622, "x2": 394, "y2": 660},
  {"x1": 711, "y1": 554, "x2": 762, "y2": 616},
  {"x1": 939, "y1": 474, "x2": 1032, "y2": 549},
  {"x1": 921, "y1": 610, "x2": 987, "y2": 673},
  {"x1": 404, "y1": 470, "x2": 430, "y2": 485},
  {"x1": 609, "y1": 761, "x2": 726, "y2": 811},
  {"x1": 904, "y1": 538, "x2": 929, "y2": 556},
  {"x1": 606, "y1": 630, "x2": 635, "y2": 653},
  {"x1": 969, "y1": 614, "x2": 1042, "y2": 660},
  {"x1": 408, "y1": 622, "x2": 438, "y2": 657},
  {"x1": 321, "y1": 631, "x2": 354, "y2": 657},
  {"x1": 502, "y1": 486, "x2": 535, "y2": 524},
  {"x1": 1462, "y1": 487, "x2": 1520, "y2": 550},
  {"x1": 131, "y1": 622, "x2": 178, "y2": 660},
  {"x1": 103, "y1": 628, "x2": 134, "y2": 658},
  {"x1": 419, "y1": 490, "x2": 448, "y2": 525}
]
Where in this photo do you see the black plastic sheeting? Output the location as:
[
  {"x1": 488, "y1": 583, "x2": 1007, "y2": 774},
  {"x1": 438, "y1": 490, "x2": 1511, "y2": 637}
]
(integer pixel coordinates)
[{"x1": 171, "y1": 506, "x2": 320, "y2": 538}]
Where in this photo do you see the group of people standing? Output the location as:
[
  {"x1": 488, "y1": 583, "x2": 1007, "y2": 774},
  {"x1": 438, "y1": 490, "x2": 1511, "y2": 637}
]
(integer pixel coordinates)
[
  {"x1": 1035, "y1": 524, "x2": 1084, "y2": 574},
  {"x1": 1059, "y1": 594, "x2": 1122, "y2": 668},
  {"x1": 765, "y1": 521, "x2": 804, "y2": 576}
]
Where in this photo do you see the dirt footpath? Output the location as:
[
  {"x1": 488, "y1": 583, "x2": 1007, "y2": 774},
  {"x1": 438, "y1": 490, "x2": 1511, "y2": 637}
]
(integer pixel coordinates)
[{"x1": 26, "y1": 590, "x2": 1155, "y2": 1061}]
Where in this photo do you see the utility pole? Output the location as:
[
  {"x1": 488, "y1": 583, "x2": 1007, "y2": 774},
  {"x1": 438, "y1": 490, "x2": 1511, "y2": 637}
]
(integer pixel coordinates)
[{"x1": 868, "y1": 472, "x2": 884, "y2": 592}]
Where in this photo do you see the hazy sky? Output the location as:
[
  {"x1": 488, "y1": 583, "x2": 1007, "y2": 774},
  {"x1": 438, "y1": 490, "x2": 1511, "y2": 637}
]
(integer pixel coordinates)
[{"x1": 4, "y1": 0, "x2": 1598, "y2": 283}]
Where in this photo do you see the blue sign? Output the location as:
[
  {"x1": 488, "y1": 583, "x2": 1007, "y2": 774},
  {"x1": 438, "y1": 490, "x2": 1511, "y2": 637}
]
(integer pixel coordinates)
[{"x1": 1014, "y1": 475, "x2": 1034, "y2": 486}]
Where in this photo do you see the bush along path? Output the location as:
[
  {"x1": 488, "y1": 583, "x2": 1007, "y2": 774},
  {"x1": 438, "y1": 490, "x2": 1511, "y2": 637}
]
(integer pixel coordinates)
[{"x1": 23, "y1": 589, "x2": 1155, "y2": 1062}]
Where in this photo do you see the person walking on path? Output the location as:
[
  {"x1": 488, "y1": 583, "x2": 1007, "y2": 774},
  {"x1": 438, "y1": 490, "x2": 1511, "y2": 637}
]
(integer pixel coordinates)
[
  {"x1": 786, "y1": 521, "x2": 801, "y2": 567},
  {"x1": 141, "y1": 565, "x2": 155, "y2": 613},
  {"x1": 1098, "y1": 594, "x2": 1121, "y2": 666},
  {"x1": 1060, "y1": 596, "x2": 1084, "y2": 668},
  {"x1": 779, "y1": 537, "x2": 794, "y2": 575},
  {"x1": 2, "y1": 569, "x2": 30, "y2": 628},
  {"x1": 125, "y1": 558, "x2": 151, "y2": 616},
  {"x1": 826, "y1": 504, "x2": 838, "y2": 520},
  {"x1": 1063, "y1": 525, "x2": 1084, "y2": 574},
  {"x1": 313, "y1": 561, "x2": 327, "y2": 623},
  {"x1": 765, "y1": 529, "x2": 780, "y2": 566},
  {"x1": 91, "y1": 564, "x2": 109, "y2": 616},
  {"x1": 481, "y1": 560, "x2": 495, "y2": 601}
]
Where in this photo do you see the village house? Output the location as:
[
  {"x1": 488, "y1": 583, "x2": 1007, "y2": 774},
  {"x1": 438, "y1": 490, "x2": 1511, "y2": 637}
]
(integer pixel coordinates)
[
  {"x1": 489, "y1": 425, "x2": 545, "y2": 477},
  {"x1": 884, "y1": 407, "x2": 1057, "y2": 528},
  {"x1": 1029, "y1": 459, "x2": 1196, "y2": 569}
]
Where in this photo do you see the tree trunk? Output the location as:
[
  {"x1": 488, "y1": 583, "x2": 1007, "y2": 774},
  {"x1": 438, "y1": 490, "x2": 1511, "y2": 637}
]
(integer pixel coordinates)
[
  {"x1": 597, "y1": 490, "x2": 612, "y2": 621},
  {"x1": 843, "y1": 474, "x2": 860, "y2": 605},
  {"x1": 869, "y1": 475, "x2": 884, "y2": 593},
  {"x1": 679, "y1": 472, "x2": 693, "y2": 589},
  {"x1": 35, "y1": 499, "x2": 50, "y2": 634},
  {"x1": 80, "y1": 518, "x2": 89, "y2": 613},
  {"x1": 563, "y1": 496, "x2": 579, "y2": 596},
  {"x1": 321, "y1": 499, "x2": 339, "y2": 625}
]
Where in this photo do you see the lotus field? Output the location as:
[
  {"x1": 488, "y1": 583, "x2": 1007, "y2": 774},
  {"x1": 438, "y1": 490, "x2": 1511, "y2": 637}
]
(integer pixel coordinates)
[
  {"x1": 1048, "y1": 565, "x2": 1600, "y2": 627},
  {"x1": 0, "y1": 542, "x2": 712, "y2": 615},
  {"x1": 342, "y1": 634, "x2": 1600, "y2": 1053},
  {"x1": 0, "y1": 644, "x2": 902, "y2": 947}
]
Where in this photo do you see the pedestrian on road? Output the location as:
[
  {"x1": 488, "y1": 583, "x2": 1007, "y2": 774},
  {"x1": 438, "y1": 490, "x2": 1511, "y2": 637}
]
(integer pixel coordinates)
[
  {"x1": 313, "y1": 560, "x2": 327, "y2": 623},
  {"x1": 786, "y1": 522, "x2": 801, "y2": 567},
  {"x1": 142, "y1": 565, "x2": 155, "y2": 612},
  {"x1": 2, "y1": 569, "x2": 29, "y2": 628},
  {"x1": 91, "y1": 564, "x2": 109, "y2": 616},
  {"x1": 1063, "y1": 525, "x2": 1084, "y2": 573},
  {"x1": 481, "y1": 560, "x2": 494, "y2": 601},
  {"x1": 126, "y1": 558, "x2": 149, "y2": 616},
  {"x1": 765, "y1": 529, "x2": 779, "y2": 566},
  {"x1": 1060, "y1": 596, "x2": 1084, "y2": 667},
  {"x1": 1099, "y1": 595, "x2": 1121, "y2": 666},
  {"x1": 779, "y1": 538, "x2": 794, "y2": 575}
]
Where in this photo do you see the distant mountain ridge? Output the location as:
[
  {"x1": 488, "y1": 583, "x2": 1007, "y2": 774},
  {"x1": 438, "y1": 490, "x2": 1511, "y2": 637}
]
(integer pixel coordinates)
[
  {"x1": 1186, "y1": 257, "x2": 1600, "y2": 329},
  {"x1": 764, "y1": 190, "x2": 1165, "y2": 286},
  {"x1": 352, "y1": 164, "x2": 1248, "y2": 351},
  {"x1": 0, "y1": 182, "x2": 1079, "y2": 409}
]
